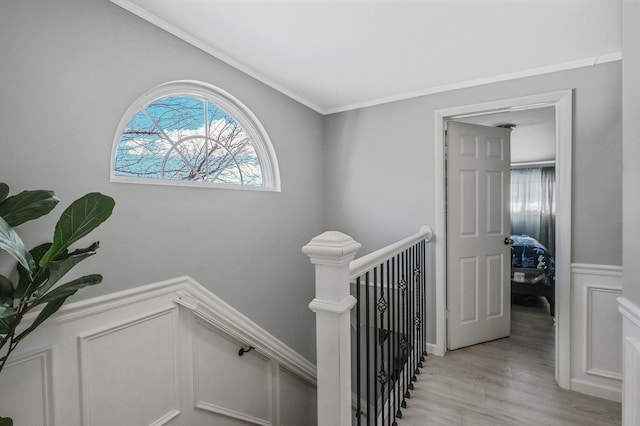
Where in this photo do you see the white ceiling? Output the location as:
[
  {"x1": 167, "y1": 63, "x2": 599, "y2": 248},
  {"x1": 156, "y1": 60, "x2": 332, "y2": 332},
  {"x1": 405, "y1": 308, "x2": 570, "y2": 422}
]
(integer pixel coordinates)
[{"x1": 111, "y1": 0, "x2": 622, "y2": 114}]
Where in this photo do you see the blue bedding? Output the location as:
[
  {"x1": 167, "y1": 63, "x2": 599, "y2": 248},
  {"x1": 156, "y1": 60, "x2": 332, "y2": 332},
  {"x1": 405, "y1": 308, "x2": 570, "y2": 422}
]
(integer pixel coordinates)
[{"x1": 511, "y1": 234, "x2": 555, "y2": 281}]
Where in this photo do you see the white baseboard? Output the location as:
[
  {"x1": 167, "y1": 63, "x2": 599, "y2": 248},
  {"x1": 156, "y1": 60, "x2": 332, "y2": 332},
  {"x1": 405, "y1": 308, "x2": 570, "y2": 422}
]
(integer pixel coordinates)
[
  {"x1": 425, "y1": 342, "x2": 444, "y2": 357},
  {"x1": 570, "y1": 378, "x2": 622, "y2": 402}
]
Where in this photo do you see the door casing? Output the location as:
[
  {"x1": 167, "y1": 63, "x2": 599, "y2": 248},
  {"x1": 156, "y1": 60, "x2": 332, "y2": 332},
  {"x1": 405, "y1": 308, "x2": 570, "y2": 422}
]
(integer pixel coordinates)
[{"x1": 433, "y1": 90, "x2": 573, "y2": 389}]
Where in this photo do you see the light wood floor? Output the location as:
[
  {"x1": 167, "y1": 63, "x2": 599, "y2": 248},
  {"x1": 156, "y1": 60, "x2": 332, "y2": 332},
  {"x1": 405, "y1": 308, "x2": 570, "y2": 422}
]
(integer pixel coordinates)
[{"x1": 399, "y1": 297, "x2": 622, "y2": 425}]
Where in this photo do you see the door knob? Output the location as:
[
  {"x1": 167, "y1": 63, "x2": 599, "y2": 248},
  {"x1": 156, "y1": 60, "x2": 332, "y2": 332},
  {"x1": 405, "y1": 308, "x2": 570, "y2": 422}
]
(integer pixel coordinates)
[{"x1": 504, "y1": 237, "x2": 514, "y2": 245}]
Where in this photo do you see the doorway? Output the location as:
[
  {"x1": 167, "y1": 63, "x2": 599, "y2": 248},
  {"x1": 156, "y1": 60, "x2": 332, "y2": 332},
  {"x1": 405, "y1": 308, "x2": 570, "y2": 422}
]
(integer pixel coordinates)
[
  {"x1": 433, "y1": 90, "x2": 573, "y2": 389},
  {"x1": 448, "y1": 109, "x2": 556, "y2": 350}
]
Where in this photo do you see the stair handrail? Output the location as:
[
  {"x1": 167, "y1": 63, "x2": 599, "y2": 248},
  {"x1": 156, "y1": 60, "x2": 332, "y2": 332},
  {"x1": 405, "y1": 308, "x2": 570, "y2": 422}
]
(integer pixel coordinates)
[{"x1": 350, "y1": 225, "x2": 433, "y2": 279}]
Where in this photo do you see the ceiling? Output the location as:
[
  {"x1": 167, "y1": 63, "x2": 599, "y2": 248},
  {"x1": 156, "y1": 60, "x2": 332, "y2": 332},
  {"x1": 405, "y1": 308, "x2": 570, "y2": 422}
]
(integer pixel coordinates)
[{"x1": 111, "y1": 0, "x2": 621, "y2": 115}]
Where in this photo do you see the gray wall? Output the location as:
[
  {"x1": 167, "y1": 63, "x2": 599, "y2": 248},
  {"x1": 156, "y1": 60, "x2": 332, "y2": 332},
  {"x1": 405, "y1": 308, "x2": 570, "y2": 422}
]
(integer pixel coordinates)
[
  {"x1": 0, "y1": 0, "x2": 324, "y2": 361},
  {"x1": 0, "y1": 0, "x2": 625, "y2": 361},
  {"x1": 323, "y1": 62, "x2": 622, "y2": 342},
  {"x1": 623, "y1": 0, "x2": 640, "y2": 305},
  {"x1": 324, "y1": 61, "x2": 622, "y2": 264}
]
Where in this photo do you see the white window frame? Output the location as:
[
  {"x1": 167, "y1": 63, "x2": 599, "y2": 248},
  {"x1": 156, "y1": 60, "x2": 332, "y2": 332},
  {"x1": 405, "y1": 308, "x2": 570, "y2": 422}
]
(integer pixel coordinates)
[{"x1": 111, "y1": 80, "x2": 281, "y2": 192}]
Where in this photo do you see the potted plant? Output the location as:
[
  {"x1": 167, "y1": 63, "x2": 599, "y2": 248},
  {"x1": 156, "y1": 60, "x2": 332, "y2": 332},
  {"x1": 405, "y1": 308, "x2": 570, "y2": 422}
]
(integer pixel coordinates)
[{"x1": 0, "y1": 183, "x2": 115, "y2": 425}]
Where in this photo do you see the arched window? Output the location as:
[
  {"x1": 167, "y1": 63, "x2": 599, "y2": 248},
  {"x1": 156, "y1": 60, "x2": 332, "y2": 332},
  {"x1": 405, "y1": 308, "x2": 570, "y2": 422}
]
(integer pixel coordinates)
[{"x1": 111, "y1": 81, "x2": 280, "y2": 191}]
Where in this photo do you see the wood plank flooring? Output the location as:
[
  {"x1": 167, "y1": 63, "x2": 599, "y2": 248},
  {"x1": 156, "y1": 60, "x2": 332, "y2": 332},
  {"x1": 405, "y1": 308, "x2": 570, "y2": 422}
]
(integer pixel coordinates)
[{"x1": 399, "y1": 297, "x2": 621, "y2": 425}]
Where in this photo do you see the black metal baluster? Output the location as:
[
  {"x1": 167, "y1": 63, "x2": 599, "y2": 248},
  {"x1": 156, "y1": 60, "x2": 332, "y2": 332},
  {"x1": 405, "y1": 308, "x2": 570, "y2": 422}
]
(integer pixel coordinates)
[
  {"x1": 420, "y1": 240, "x2": 427, "y2": 365},
  {"x1": 415, "y1": 243, "x2": 421, "y2": 372},
  {"x1": 348, "y1": 237, "x2": 432, "y2": 425},
  {"x1": 409, "y1": 245, "x2": 416, "y2": 389},
  {"x1": 386, "y1": 259, "x2": 391, "y2": 426},
  {"x1": 420, "y1": 240, "x2": 427, "y2": 368},
  {"x1": 377, "y1": 263, "x2": 386, "y2": 425},
  {"x1": 402, "y1": 249, "x2": 410, "y2": 407},
  {"x1": 395, "y1": 252, "x2": 403, "y2": 421},
  {"x1": 406, "y1": 246, "x2": 414, "y2": 395},
  {"x1": 356, "y1": 276, "x2": 362, "y2": 425},
  {"x1": 414, "y1": 244, "x2": 420, "y2": 377},
  {"x1": 373, "y1": 266, "x2": 378, "y2": 424},
  {"x1": 365, "y1": 270, "x2": 371, "y2": 425},
  {"x1": 391, "y1": 255, "x2": 399, "y2": 425}
]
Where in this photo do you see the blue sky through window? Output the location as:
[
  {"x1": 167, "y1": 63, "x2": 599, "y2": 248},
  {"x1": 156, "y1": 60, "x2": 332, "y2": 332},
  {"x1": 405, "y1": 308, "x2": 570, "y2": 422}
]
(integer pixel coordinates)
[{"x1": 114, "y1": 95, "x2": 262, "y2": 186}]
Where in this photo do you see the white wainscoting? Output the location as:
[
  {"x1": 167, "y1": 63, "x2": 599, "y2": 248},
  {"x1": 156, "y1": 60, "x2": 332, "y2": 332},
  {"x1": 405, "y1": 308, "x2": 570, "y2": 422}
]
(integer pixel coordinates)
[
  {"x1": 571, "y1": 264, "x2": 623, "y2": 402},
  {"x1": 618, "y1": 296, "x2": 640, "y2": 426},
  {"x1": 0, "y1": 276, "x2": 317, "y2": 426}
]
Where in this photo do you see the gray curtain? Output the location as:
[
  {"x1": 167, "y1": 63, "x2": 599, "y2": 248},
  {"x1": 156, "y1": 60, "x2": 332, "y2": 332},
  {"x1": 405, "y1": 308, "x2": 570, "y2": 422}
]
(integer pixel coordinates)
[{"x1": 510, "y1": 167, "x2": 556, "y2": 255}]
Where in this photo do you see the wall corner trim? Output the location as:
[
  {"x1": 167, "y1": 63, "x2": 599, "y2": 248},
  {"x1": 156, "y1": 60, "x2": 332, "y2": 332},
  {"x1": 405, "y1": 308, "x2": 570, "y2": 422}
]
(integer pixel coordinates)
[
  {"x1": 618, "y1": 296, "x2": 640, "y2": 329},
  {"x1": 618, "y1": 296, "x2": 640, "y2": 425}
]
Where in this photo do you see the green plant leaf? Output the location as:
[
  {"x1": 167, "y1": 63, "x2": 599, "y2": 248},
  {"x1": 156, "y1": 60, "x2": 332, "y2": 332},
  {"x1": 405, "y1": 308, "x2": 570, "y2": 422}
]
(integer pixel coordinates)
[
  {"x1": 0, "y1": 275, "x2": 13, "y2": 298},
  {"x1": 14, "y1": 243, "x2": 51, "y2": 299},
  {"x1": 0, "y1": 416, "x2": 13, "y2": 426},
  {"x1": 0, "y1": 190, "x2": 59, "y2": 227},
  {"x1": 34, "y1": 242, "x2": 99, "y2": 298},
  {"x1": 0, "y1": 316, "x2": 12, "y2": 334},
  {"x1": 0, "y1": 305, "x2": 16, "y2": 320},
  {"x1": 16, "y1": 274, "x2": 102, "y2": 343},
  {"x1": 15, "y1": 298, "x2": 65, "y2": 343},
  {"x1": 0, "y1": 183, "x2": 9, "y2": 203},
  {"x1": 0, "y1": 215, "x2": 35, "y2": 271},
  {"x1": 38, "y1": 274, "x2": 102, "y2": 304},
  {"x1": 39, "y1": 193, "x2": 114, "y2": 268}
]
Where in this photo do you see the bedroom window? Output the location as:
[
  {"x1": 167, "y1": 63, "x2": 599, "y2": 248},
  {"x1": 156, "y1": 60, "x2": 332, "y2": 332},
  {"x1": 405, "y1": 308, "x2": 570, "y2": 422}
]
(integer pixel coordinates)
[
  {"x1": 111, "y1": 81, "x2": 280, "y2": 191},
  {"x1": 510, "y1": 166, "x2": 556, "y2": 255}
]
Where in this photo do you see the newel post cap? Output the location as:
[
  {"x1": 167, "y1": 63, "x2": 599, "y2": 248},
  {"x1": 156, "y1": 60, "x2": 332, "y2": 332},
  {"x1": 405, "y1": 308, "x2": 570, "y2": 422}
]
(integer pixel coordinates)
[{"x1": 302, "y1": 231, "x2": 362, "y2": 265}]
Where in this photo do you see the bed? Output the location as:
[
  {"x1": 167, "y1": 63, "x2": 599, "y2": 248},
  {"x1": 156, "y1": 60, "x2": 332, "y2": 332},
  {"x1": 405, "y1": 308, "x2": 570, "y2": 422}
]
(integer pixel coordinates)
[{"x1": 510, "y1": 234, "x2": 555, "y2": 316}]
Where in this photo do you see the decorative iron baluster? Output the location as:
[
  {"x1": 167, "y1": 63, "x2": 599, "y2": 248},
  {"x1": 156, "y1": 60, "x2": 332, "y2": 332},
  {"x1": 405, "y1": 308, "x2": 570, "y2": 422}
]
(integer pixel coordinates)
[
  {"x1": 386, "y1": 258, "x2": 392, "y2": 426},
  {"x1": 391, "y1": 255, "x2": 399, "y2": 426},
  {"x1": 421, "y1": 240, "x2": 428, "y2": 363},
  {"x1": 356, "y1": 276, "x2": 362, "y2": 425},
  {"x1": 373, "y1": 266, "x2": 378, "y2": 424},
  {"x1": 402, "y1": 249, "x2": 411, "y2": 406},
  {"x1": 396, "y1": 252, "x2": 404, "y2": 420},
  {"x1": 377, "y1": 263, "x2": 386, "y2": 425},
  {"x1": 413, "y1": 244, "x2": 422, "y2": 382},
  {"x1": 349, "y1": 234, "x2": 430, "y2": 425},
  {"x1": 408, "y1": 245, "x2": 416, "y2": 389},
  {"x1": 365, "y1": 270, "x2": 371, "y2": 425}
]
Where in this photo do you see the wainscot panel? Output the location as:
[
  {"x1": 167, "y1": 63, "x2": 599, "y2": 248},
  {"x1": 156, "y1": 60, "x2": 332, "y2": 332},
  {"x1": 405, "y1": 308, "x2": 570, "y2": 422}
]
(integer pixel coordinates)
[
  {"x1": 0, "y1": 349, "x2": 53, "y2": 425},
  {"x1": 571, "y1": 264, "x2": 623, "y2": 402},
  {"x1": 0, "y1": 276, "x2": 317, "y2": 425}
]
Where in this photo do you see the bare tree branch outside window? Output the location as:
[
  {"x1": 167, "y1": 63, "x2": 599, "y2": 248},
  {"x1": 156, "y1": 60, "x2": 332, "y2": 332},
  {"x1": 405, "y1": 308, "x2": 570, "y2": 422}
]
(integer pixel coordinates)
[{"x1": 114, "y1": 96, "x2": 263, "y2": 186}]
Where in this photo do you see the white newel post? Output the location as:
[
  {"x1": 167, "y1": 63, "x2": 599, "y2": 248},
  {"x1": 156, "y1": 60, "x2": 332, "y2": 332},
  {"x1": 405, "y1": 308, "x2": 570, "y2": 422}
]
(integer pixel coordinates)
[{"x1": 303, "y1": 231, "x2": 361, "y2": 426}]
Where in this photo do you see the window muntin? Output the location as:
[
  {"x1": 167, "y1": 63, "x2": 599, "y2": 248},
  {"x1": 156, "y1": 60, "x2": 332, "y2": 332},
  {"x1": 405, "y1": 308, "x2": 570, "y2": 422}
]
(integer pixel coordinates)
[{"x1": 112, "y1": 81, "x2": 280, "y2": 191}]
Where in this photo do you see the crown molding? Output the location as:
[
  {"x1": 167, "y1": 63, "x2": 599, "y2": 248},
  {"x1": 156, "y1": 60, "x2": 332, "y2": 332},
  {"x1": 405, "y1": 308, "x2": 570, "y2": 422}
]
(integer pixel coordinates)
[{"x1": 109, "y1": 0, "x2": 622, "y2": 116}]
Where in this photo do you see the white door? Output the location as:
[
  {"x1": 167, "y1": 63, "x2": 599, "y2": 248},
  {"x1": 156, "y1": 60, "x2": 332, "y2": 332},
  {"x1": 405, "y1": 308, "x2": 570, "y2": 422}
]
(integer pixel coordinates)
[{"x1": 447, "y1": 121, "x2": 512, "y2": 350}]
